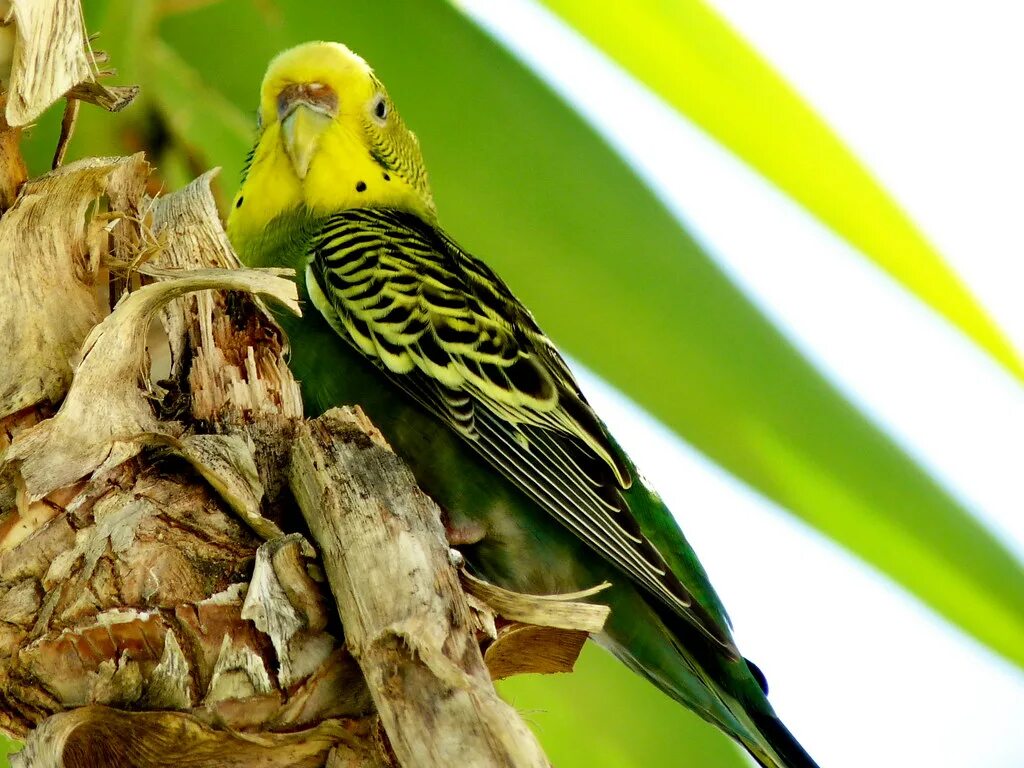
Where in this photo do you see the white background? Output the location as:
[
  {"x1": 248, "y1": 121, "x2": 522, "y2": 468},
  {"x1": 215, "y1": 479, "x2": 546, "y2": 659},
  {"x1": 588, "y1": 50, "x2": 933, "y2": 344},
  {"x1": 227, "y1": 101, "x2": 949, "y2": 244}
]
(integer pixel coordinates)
[{"x1": 458, "y1": 1, "x2": 1024, "y2": 766}]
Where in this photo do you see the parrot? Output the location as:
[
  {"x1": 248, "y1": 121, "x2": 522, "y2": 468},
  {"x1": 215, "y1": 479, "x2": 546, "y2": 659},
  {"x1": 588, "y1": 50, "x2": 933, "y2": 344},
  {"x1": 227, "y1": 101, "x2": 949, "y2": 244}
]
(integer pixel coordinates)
[{"x1": 227, "y1": 41, "x2": 818, "y2": 768}]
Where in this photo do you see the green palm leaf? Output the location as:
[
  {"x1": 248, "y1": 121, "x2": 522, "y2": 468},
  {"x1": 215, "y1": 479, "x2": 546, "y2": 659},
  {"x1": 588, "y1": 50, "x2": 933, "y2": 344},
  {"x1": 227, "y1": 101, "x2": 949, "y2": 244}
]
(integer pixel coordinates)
[
  {"x1": 531, "y1": 0, "x2": 1023, "y2": 382},
  {"x1": 500, "y1": 644, "x2": 750, "y2": 767}
]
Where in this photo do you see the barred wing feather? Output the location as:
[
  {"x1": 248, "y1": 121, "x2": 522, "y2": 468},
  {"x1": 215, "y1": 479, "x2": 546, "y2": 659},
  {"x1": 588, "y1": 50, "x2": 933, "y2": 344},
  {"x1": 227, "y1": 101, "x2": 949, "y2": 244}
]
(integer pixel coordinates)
[{"x1": 303, "y1": 207, "x2": 735, "y2": 653}]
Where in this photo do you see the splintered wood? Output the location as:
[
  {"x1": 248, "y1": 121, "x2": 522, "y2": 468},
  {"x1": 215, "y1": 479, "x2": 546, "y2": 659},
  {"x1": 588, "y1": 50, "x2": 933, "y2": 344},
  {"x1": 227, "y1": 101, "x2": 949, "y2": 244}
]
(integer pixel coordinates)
[
  {"x1": 290, "y1": 409, "x2": 552, "y2": 768},
  {"x1": 0, "y1": 161, "x2": 370, "y2": 766},
  {"x1": 148, "y1": 169, "x2": 303, "y2": 426}
]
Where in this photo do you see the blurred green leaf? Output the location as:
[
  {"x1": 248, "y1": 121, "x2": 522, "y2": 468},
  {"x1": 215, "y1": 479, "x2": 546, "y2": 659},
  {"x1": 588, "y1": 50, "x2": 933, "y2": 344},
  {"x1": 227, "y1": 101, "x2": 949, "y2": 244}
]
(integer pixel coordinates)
[
  {"x1": 0, "y1": 734, "x2": 18, "y2": 767},
  {"x1": 145, "y1": 38, "x2": 253, "y2": 188},
  {"x1": 499, "y1": 643, "x2": 749, "y2": 767},
  {"x1": 530, "y1": 0, "x2": 1024, "y2": 383},
  {"x1": 27, "y1": 0, "x2": 1023, "y2": 761}
]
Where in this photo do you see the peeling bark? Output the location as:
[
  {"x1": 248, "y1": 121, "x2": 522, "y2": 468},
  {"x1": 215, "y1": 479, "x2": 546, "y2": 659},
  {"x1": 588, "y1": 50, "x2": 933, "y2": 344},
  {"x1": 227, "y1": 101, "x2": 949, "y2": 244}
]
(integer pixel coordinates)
[
  {"x1": 0, "y1": 155, "x2": 147, "y2": 421},
  {"x1": 11, "y1": 707, "x2": 381, "y2": 768},
  {"x1": 290, "y1": 409, "x2": 553, "y2": 768}
]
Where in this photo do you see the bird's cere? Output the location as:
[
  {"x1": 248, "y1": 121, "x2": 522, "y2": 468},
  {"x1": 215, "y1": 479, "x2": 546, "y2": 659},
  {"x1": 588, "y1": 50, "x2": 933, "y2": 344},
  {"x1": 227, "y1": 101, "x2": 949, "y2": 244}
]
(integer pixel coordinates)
[{"x1": 276, "y1": 82, "x2": 339, "y2": 122}]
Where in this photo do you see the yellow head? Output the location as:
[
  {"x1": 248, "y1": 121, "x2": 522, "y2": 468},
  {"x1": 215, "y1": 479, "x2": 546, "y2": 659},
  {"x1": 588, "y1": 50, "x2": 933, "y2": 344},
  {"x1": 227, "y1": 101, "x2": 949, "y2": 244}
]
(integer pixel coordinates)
[{"x1": 227, "y1": 41, "x2": 435, "y2": 251}]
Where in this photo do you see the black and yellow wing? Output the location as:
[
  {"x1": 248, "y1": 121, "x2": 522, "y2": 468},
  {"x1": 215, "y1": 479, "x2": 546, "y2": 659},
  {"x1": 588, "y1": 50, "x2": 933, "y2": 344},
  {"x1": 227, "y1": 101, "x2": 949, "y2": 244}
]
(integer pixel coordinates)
[{"x1": 303, "y1": 207, "x2": 734, "y2": 652}]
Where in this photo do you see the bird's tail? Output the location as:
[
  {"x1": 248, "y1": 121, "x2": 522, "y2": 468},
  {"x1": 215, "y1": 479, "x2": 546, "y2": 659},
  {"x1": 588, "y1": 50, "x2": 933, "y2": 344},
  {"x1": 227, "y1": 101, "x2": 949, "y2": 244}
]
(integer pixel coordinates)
[
  {"x1": 720, "y1": 655, "x2": 817, "y2": 768},
  {"x1": 678, "y1": 649, "x2": 820, "y2": 768},
  {"x1": 739, "y1": 704, "x2": 819, "y2": 768},
  {"x1": 597, "y1": 588, "x2": 819, "y2": 768}
]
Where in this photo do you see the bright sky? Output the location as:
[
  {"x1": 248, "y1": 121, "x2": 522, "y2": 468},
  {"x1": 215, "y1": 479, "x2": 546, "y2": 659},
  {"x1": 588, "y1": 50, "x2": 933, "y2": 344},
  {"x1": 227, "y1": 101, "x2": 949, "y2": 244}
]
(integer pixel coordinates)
[{"x1": 457, "y1": 1, "x2": 1024, "y2": 766}]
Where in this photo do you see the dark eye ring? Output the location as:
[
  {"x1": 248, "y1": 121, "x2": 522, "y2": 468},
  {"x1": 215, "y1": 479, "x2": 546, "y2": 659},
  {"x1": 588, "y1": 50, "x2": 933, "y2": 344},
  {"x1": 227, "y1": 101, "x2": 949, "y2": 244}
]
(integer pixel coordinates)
[{"x1": 374, "y1": 98, "x2": 387, "y2": 120}]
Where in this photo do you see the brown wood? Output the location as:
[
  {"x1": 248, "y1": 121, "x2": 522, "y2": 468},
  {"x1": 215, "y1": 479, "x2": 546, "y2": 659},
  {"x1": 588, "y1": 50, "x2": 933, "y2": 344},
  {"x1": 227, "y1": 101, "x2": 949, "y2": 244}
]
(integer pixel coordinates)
[{"x1": 290, "y1": 408, "x2": 552, "y2": 768}]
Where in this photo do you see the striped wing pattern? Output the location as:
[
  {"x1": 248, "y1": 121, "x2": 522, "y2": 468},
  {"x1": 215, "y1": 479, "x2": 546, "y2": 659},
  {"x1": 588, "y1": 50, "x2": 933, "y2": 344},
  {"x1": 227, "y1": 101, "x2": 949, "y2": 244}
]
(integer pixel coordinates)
[{"x1": 304, "y1": 208, "x2": 732, "y2": 649}]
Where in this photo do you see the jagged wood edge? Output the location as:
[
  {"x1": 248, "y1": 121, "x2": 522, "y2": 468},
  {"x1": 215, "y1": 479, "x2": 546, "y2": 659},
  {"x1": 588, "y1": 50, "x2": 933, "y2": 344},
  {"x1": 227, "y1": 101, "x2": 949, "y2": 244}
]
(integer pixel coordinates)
[{"x1": 290, "y1": 407, "x2": 553, "y2": 768}]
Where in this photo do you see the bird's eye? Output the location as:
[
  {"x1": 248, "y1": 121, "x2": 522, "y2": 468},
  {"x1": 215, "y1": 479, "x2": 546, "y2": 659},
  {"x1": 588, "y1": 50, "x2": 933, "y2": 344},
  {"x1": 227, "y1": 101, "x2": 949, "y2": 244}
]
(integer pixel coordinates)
[{"x1": 374, "y1": 98, "x2": 387, "y2": 120}]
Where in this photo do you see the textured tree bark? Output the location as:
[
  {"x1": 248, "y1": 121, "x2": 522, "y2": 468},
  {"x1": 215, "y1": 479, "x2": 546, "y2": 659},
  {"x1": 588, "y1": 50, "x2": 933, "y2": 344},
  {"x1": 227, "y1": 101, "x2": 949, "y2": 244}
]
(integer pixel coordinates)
[
  {"x1": 290, "y1": 409, "x2": 552, "y2": 768},
  {"x1": 0, "y1": 169, "x2": 376, "y2": 766}
]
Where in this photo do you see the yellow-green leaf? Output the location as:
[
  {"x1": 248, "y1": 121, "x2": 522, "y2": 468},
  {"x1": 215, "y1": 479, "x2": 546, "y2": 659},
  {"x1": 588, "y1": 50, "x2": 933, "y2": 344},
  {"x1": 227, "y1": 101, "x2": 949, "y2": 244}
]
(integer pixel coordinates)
[
  {"x1": 145, "y1": 38, "x2": 254, "y2": 192},
  {"x1": 500, "y1": 643, "x2": 750, "y2": 767},
  {"x1": 533, "y1": 0, "x2": 1024, "y2": 382}
]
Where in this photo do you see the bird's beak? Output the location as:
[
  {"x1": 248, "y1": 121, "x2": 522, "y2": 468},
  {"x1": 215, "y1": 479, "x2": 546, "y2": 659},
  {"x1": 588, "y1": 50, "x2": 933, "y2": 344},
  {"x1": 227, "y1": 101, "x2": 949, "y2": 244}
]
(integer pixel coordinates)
[{"x1": 278, "y1": 82, "x2": 338, "y2": 180}]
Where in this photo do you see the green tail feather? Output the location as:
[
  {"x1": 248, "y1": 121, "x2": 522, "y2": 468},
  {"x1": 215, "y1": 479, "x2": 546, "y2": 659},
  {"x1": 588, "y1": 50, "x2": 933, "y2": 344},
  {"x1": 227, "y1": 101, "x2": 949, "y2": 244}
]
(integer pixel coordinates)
[
  {"x1": 746, "y1": 708, "x2": 819, "y2": 768},
  {"x1": 605, "y1": 463, "x2": 819, "y2": 768},
  {"x1": 599, "y1": 592, "x2": 818, "y2": 768}
]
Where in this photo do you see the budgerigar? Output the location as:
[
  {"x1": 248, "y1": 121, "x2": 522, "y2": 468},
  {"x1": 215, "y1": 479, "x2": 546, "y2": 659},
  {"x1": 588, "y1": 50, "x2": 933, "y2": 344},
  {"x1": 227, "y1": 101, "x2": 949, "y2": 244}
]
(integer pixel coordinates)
[{"x1": 227, "y1": 41, "x2": 817, "y2": 768}]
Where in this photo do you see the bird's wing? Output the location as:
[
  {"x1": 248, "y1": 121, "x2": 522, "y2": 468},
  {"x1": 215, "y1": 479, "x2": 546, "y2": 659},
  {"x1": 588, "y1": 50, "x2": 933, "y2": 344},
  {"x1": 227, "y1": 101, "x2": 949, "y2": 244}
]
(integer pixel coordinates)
[{"x1": 304, "y1": 207, "x2": 734, "y2": 651}]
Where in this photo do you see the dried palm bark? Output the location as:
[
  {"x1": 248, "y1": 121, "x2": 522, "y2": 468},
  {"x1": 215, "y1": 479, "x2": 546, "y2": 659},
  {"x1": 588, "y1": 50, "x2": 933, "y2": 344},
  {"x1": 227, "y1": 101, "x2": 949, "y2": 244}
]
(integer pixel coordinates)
[{"x1": 0, "y1": 3, "x2": 610, "y2": 766}]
